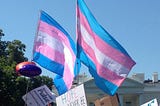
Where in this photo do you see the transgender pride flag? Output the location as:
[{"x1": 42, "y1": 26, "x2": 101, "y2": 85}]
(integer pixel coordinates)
[
  {"x1": 76, "y1": 0, "x2": 136, "y2": 96},
  {"x1": 33, "y1": 11, "x2": 78, "y2": 95}
]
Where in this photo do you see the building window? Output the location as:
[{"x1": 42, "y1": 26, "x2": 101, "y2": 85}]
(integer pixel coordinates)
[{"x1": 126, "y1": 101, "x2": 131, "y2": 106}]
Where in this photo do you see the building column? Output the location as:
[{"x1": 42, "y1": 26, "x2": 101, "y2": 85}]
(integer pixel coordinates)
[
  {"x1": 118, "y1": 95, "x2": 123, "y2": 106},
  {"x1": 139, "y1": 94, "x2": 143, "y2": 105}
]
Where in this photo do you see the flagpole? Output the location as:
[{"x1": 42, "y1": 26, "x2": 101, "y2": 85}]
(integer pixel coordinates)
[
  {"x1": 116, "y1": 93, "x2": 121, "y2": 106},
  {"x1": 76, "y1": 61, "x2": 80, "y2": 85},
  {"x1": 24, "y1": 78, "x2": 30, "y2": 106},
  {"x1": 75, "y1": 0, "x2": 80, "y2": 86}
]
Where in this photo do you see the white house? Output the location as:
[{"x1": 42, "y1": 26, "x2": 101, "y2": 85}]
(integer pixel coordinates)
[{"x1": 81, "y1": 72, "x2": 160, "y2": 106}]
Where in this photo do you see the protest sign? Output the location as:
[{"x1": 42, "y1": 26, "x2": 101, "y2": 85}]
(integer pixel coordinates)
[
  {"x1": 141, "y1": 98, "x2": 158, "y2": 106},
  {"x1": 56, "y1": 84, "x2": 87, "y2": 106},
  {"x1": 22, "y1": 85, "x2": 56, "y2": 106}
]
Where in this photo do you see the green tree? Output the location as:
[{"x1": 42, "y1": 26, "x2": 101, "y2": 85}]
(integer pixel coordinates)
[
  {"x1": 0, "y1": 29, "x2": 53, "y2": 105},
  {"x1": 0, "y1": 29, "x2": 4, "y2": 39}
]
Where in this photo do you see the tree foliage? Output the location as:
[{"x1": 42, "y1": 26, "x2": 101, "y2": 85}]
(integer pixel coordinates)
[{"x1": 0, "y1": 29, "x2": 53, "y2": 105}]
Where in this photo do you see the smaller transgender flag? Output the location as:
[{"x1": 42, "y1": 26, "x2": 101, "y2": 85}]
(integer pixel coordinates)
[
  {"x1": 33, "y1": 11, "x2": 79, "y2": 95},
  {"x1": 77, "y1": 0, "x2": 136, "y2": 96}
]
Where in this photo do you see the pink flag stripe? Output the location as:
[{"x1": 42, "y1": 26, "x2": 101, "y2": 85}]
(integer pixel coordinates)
[
  {"x1": 97, "y1": 64, "x2": 125, "y2": 86},
  {"x1": 34, "y1": 42, "x2": 65, "y2": 65},
  {"x1": 78, "y1": 8, "x2": 135, "y2": 69},
  {"x1": 63, "y1": 63, "x2": 75, "y2": 89},
  {"x1": 78, "y1": 24, "x2": 130, "y2": 76},
  {"x1": 35, "y1": 31, "x2": 64, "y2": 53},
  {"x1": 77, "y1": 27, "x2": 127, "y2": 86},
  {"x1": 63, "y1": 45, "x2": 76, "y2": 74},
  {"x1": 37, "y1": 21, "x2": 76, "y2": 64},
  {"x1": 38, "y1": 20, "x2": 73, "y2": 52}
]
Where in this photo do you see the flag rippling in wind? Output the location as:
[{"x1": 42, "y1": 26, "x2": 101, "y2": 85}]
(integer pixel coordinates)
[
  {"x1": 33, "y1": 11, "x2": 79, "y2": 95},
  {"x1": 76, "y1": 0, "x2": 136, "y2": 95}
]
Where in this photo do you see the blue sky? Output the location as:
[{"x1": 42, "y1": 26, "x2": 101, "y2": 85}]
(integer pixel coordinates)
[{"x1": 0, "y1": 0, "x2": 160, "y2": 80}]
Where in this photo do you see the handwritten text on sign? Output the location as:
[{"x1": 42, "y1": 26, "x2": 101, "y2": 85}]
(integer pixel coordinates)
[
  {"x1": 56, "y1": 84, "x2": 87, "y2": 106},
  {"x1": 22, "y1": 85, "x2": 56, "y2": 106}
]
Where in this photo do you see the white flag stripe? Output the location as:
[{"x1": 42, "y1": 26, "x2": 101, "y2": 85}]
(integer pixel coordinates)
[
  {"x1": 36, "y1": 31, "x2": 64, "y2": 53},
  {"x1": 80, "y1": 23, "x2": 129, "y2": 77}
]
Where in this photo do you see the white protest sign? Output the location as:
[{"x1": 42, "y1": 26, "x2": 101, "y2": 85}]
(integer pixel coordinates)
[
  {"x1": 56, "y1": 84, "x2": 87, "y2": 106},
  {"x1": 22, "y1": 85, "x2": 56, "y2": 106},
  {"x1": 141, "y1": 98, "x2": 158, "y2": 106}
]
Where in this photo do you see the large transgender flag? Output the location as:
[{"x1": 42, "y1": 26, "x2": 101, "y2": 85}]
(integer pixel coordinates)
[
  {"x1": 76, "y1": 0, "x2": 136, "y2": 96},
  {"x1": 33, "y1": 11, "x2": 78, "y2": 95}
]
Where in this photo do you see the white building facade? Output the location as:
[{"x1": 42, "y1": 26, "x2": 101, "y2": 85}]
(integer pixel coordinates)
[{"x1": 83, "y1": 75, "x2": 160, "y2": 106}]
